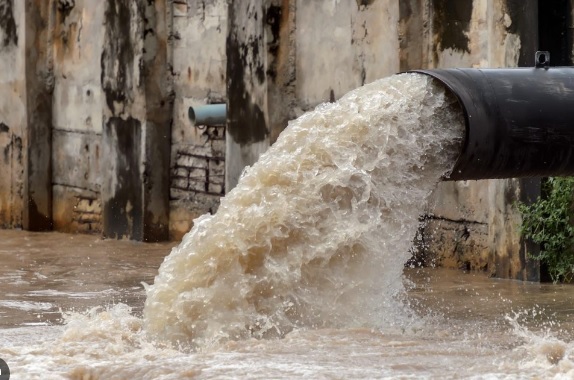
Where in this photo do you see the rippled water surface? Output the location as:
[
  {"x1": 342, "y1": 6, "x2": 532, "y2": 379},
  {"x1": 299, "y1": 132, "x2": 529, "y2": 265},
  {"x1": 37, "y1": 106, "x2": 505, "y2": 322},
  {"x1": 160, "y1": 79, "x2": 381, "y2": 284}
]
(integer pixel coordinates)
[
  {"x1": 0, "y1": 230, "x2": 175, "y2": 329},
  {"x1": 2, "y1": 230, "x2": 574, "y2": 379}
]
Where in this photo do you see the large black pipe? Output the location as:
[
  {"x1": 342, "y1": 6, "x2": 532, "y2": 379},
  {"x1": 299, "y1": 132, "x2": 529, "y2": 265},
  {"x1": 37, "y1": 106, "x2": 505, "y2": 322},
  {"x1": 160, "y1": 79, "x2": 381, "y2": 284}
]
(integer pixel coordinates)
[{"x1": 412, "y1": 62, "x2": 574, "y2": 180}]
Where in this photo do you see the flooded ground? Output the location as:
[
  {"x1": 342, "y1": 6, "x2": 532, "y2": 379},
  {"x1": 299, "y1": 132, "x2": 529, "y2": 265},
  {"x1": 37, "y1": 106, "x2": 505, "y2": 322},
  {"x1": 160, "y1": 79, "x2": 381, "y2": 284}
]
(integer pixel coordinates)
[
  {"x1": 1, "y1": 74, "x2": 572, "y2": 378},
  {"x1": 0, "y1": 229, "x2": 175, "y2": 329},
  {"x1": 2, "y1": 229, "x2": 574, "y2": 379}
]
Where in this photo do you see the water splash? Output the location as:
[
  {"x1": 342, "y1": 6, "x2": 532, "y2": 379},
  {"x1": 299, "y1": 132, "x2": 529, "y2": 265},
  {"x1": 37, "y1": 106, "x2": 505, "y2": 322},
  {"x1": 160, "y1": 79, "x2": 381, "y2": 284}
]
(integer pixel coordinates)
[{"x1": 143, "y1": 73, "x2": 465, "y2": 347}]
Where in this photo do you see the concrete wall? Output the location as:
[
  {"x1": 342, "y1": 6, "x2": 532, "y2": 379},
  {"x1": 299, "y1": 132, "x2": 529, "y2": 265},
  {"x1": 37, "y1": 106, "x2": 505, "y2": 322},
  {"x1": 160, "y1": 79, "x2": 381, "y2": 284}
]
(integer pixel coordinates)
[
  {"x1": 224, "y1": 0, "x2": 539, "y2": 279},
  {"x1": 0, "y1": 0, "x2": 550, "y2": 279},
  {"x1": 226, "y1": 0, "x2": 401, "y2": 192},
  {"x1": 0, "y1": 0, "x2": 174, "y2": 241},
  {"x1": 0, "y1": 0, "x2": 25, "y2": 229},
  {"x1": 413, "y1": 0, "x2": 540, "y2": 281},
  {"x1": 0, "y1": 0, "x2": 53, "y2": 231},
  {"x1": 169, "y1": 0, "x2": 227, "y2": 240},
  {"x1": 51, "y1": 0, "x2": 105, "y2": 234}
]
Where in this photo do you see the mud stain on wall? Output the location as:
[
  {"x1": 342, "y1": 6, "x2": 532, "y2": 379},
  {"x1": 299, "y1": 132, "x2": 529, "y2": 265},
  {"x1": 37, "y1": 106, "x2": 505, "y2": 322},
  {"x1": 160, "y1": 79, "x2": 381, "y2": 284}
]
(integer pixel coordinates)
[
  {"x1": 0, "y1": 0, "x2": 18, "y2": 47},
  {"x1": 432, "y1": 0, "x2": 472, "y2": 53},
  {"x1": 398, "y1": 0, "x2": 424, "y2": 71},
  {"x1": 226, "y1": 3, "x2": 268, "y2": 146},
  {"x1": 356, "y1": 0, "x2": 376, "y2": 8},
  {"x1": 103, "y1": 117, "x2": 143, "y2": 240},
  {"x1": 100, "y1": 0, "x2": 139, "y2": 115}
]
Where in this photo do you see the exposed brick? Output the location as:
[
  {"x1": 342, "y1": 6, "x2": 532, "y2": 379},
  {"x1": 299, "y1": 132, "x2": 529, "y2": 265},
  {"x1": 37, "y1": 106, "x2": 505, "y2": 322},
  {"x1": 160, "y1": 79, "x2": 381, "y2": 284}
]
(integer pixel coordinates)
[
  {"x1": 189, "y1": 179, "x2": 207, "y2": 192},
  {"x1": 173, "y1": 167, "x2": 189, "y2": 178},
  {"x1": 177, "y1": 154, "x2": 208, "y2": 169},
  {"x1": 209, "y1": 159, "x2": 225, "y2": 176},
  {"x1": 172, "y1": 177, "x2": 189, "y2": 190},
  {"x1": 208, "y1": 182, "x2": 224, "y2": 194},
  {"x1": 211, "y1": 139, "x2": 226, "y2": 156}
]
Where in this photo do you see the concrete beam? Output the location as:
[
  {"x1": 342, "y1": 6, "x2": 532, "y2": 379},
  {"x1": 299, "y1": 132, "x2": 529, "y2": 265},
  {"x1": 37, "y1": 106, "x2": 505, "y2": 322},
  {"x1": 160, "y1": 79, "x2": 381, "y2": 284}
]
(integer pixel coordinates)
[{"x1": 512, "y1": 0, "x2": 542, "y2": 282}]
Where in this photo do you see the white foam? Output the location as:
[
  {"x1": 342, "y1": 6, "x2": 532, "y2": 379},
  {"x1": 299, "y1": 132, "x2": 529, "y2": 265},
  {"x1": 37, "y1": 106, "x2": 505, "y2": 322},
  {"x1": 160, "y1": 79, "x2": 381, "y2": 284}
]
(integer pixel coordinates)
[{"x1": 143, "y1": 73, "x2": 465, "y2": 347}]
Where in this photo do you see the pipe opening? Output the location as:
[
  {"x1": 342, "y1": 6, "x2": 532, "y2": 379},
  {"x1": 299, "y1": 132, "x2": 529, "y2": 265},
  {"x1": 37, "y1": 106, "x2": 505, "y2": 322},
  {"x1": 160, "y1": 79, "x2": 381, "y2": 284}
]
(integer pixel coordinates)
[
  {"x1": 427, "y1": 77, "x2": 468, "y2": 180},
  {"x1": 188, "y1": 104, "x2": 227, "y2": 126},
  {"x1": 411, "y1": 67, "x2": 574, "y2": 181},
  {"x1": 535, "y1": 51, "x2": 551, "y2": 68}
]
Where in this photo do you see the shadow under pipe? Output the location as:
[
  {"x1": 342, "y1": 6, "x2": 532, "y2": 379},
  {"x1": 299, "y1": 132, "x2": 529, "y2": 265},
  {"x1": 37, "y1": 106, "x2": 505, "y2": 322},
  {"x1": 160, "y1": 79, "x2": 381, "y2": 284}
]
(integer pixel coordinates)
[{"x1": 413, "y1": 52, "x2": 574, "y2": 181}]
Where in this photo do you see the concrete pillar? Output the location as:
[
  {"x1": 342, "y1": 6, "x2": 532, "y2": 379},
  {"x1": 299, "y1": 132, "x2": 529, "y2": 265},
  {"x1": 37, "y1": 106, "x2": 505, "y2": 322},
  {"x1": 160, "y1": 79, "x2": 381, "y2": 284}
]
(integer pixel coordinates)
[
  {"x1": 0, "y1": 0, "x2": 25, "y2": 228},
  {"x1": 23, "y1": 0, "x2": 54, "y2": 231},
  {"x1": 511, "y1": 0, "x2": 540, "y2": 281},
  {"x1": 51, "y1": 0, "x2": 105, "y2": 235},
  {"x1": 101, "y1": 0, "x2": 172, "y2": 241},
  {"x1": 101, "y1": 0, "x2": 143, "y2": 240},
  {"x1": 265, "y1": 0, "x2": 296, "y2": 144},
  {"x1": 226, "y1": 1, "x2": 271, "y2": 192},
  {"x1": 142, "y1": 0, "x2": 173, "y2": 242},
  {"x1": 226, "y1": 0, "x2": 297, "y2": 191}
]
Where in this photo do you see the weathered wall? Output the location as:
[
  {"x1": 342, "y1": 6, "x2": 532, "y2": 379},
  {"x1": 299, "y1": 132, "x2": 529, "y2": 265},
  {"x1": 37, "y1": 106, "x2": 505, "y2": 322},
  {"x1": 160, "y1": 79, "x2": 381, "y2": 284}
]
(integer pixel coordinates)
[
  {"x1": 0, "y1": 0, "x2": 174, "y2": 241},
  {"x1": 169, "y1": 0, "x2": 227, "y2": 240},
  {"x1": 0, "y1": 0, "x2": 55, "y2": 231},
  {"x1": 0, "y1": 0, "x2": 553, "y2": 280},
  {"x1": 225, "y1": 0, "x2": 400, "y2": 194},
  {"x1": 224, "y1": 0, "x2": 541, "y2": 279},
  {"x1": 296, "y1": 0, "x2": 399, "y2": 108},
  {"x1": 51, "y1": 0, "x2": 173, "y2": 241},
  {"x1": 0, "y1": 0, "x2": 24, "y2": 229},
  {"x1": 52, "y1": 0, "x2": 104, "y2": 234},
  {"x1": 405, "y1": 0, "x2": 540, "y2": 280}
]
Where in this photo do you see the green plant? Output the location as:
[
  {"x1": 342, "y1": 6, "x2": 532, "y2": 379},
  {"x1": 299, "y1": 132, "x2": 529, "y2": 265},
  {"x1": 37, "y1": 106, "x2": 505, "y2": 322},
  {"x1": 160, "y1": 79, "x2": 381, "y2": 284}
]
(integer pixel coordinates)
[{"x1": 518, "y1": 177, "x2": 574, "y2": 283}]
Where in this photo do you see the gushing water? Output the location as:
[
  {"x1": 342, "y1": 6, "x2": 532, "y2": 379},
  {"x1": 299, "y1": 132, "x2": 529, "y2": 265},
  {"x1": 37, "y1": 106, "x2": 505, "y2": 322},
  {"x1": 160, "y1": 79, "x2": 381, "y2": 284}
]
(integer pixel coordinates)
[
  {"x1": 5, "y1": 75, "x2": 574, "y2": 378},
  {"x1": 143, "y1": 73, "x2": 465, "y2": 347}
]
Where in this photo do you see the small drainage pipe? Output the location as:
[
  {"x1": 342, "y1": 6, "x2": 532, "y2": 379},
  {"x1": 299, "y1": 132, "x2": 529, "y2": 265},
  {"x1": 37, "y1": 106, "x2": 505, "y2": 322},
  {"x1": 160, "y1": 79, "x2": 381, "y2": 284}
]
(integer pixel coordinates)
[
  {"x1": 412, "y1": 51, "x2": 574, "y2": 180},
  {"x1": 188, "y1": 104, "x2": 227, "y2": 126}
]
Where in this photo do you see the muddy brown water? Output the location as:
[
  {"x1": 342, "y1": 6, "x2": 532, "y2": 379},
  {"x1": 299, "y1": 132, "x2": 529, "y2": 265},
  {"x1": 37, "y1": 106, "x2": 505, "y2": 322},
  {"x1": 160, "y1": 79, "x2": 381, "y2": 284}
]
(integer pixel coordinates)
[
  {"x1": 2, "y1": 230, "x2": 574, "y2": 379},
  {"x1": 2, "y1": 74, "x2": 573, "y2": 378}
]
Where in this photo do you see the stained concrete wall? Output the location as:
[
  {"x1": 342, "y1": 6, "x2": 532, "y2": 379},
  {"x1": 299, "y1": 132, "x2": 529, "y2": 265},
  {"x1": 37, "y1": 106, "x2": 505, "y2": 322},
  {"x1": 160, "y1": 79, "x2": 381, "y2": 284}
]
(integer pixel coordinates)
[
  {"x1": 0, "y1": 0, "x2": 174, "y2": 241},
  {"x1": 223, "y1": 0, "x2": 540, "y2": 280},
  {"x1": 410, "y1": 0, "x2": 540, "y2": 281},
  {"x1": 0, "y1": 0, "x2": 53, "y2": 231},
  {"x1": 0, "y1": 0, "x2": 25, "y2": 229},
  {"x1": 0, "y1": 0, "x2": 549, "y2": 279},
  {"x1": 51, "y1": 0, "x2": 105, "y2": 234},
  {"x1": 169, "y1": 0, "x2": 227, "y2": 240},
  {"x1": 296, "y1": 0, "x2": 399, "y2": 108},
  {"x1": 226, "y1": 0, "x2": 401, "y2": 192}
]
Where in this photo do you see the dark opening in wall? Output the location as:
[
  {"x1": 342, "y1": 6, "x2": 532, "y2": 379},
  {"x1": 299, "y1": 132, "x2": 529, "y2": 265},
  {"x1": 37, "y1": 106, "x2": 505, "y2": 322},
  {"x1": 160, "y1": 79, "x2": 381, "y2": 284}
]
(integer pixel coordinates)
[{"x1": 538, "y1": 0, "x2": 572, "y2": 66}]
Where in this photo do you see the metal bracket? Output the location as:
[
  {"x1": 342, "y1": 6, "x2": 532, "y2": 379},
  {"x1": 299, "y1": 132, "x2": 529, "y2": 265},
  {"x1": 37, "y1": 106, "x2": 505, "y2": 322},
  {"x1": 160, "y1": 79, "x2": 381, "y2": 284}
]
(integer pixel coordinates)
[{"x1": 535, "y1": 51, "x2": 550, "y2": 69}]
